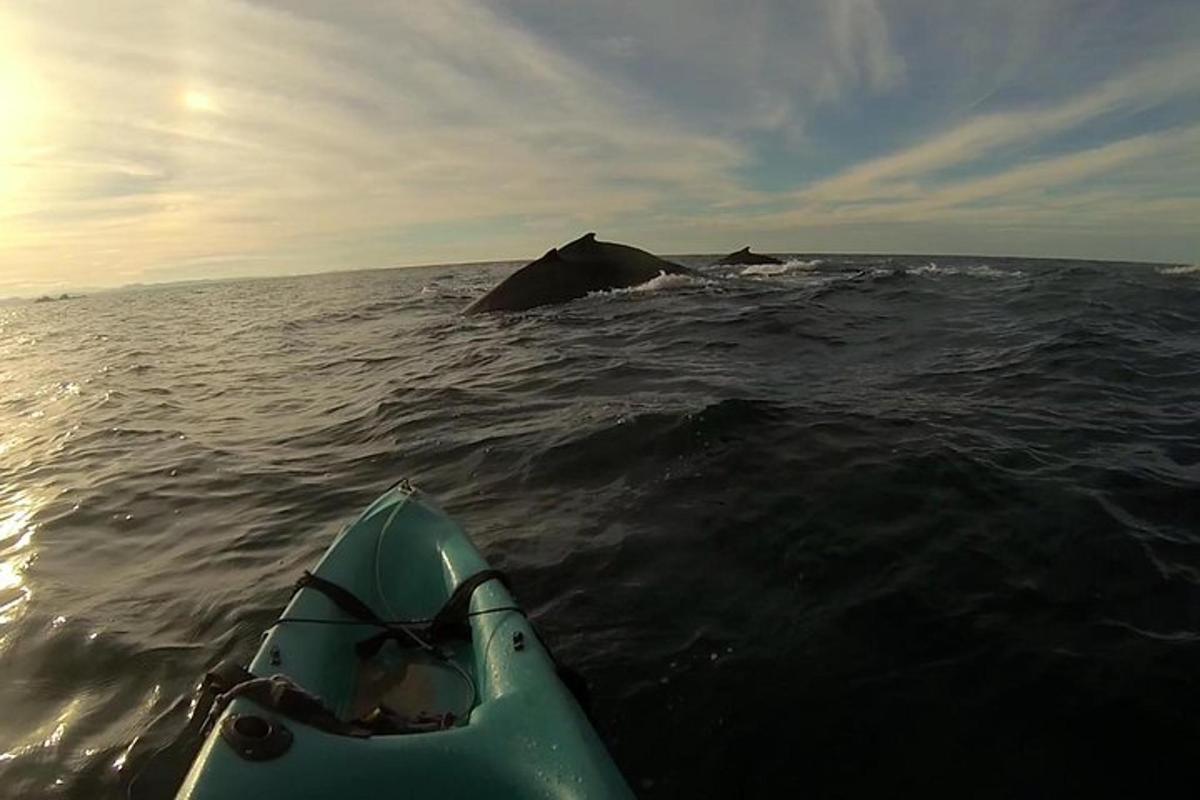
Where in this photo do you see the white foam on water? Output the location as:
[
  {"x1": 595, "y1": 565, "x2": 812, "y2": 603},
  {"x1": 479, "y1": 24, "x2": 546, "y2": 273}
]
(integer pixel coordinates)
[
  {"x1": 739, "y1": 259, "x2": 823, "y2": 277},
  {"x1": 1159, "y1": 264, "x2": 1200, "y2": 276},
  {"x1": 589, "y1": 270, "x2": 712, "y2": 299},
  {"x1": 632, "y1": 271, "x2": 707, "y2": 292},
  {"x1": 740, "y1": 264, "x2": 790, "y2": 277},
  {"x1": 967, "y1": 264, "x2": 1023, "y2": 279},
  {"x1": 909, "y1": 262, "x2": 1023, "y2": 279}
]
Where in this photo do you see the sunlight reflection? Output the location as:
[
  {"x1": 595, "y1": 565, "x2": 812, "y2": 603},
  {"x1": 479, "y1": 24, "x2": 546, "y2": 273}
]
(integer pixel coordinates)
[
  {"x1": 0, "y1": 489, "x2": 44, "y2": 626},
  {"x1": 112, "y1": 684, "x2": 164, "y2": 771},
  {"x1": 112, "y1": 737, "x2": 135, "y2": 771},
  {"x1": 0, "y1": 696, "x2": 81, "y2": 763}
]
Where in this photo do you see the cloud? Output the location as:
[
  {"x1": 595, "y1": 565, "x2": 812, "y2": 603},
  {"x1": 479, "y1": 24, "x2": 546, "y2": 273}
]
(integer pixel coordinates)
[
  {"x1": 728, "y1": 123, "x2": 1200, "y2": 243},
  {"x1": 0, "y1": 0, "x2": 1198, "y2": 293},
  {"x1": 820, "y1": 0, "x2": 907, "y2": 100},
  {"x1": 494, "y1": 0, "x2": 911, "y2": 137},
  {"x1": 797, "y1": 46, "x2": 1200, "y2": 207},
  {"x1": 0, "y1": 0, "x2": 749, "y2": 287}
]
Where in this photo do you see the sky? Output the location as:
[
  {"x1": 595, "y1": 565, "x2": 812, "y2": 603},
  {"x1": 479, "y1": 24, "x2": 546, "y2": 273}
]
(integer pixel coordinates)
[{"x1": 1, "y1": 0, "x2": 1198, "y2": 295}]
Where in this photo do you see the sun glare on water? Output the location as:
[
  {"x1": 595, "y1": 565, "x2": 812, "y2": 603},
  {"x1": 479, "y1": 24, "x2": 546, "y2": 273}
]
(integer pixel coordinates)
[{"x1": 0, "y1": 489, "x2": 42, "y2": 627}]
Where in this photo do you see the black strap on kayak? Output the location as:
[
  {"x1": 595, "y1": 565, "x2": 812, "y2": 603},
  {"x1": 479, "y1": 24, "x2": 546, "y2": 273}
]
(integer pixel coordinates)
[
  {"x1": 431, "y1": 569, "x2": 510, "y2": 638},
  {"x1": 295, "y1": 571, "x2": 388, "y2": 627},
  {"x1": 293, "y1": 568, "x2": 512, "y2": 658},
  {"x1": 354, "y1": 568, "x2": 511, "y2": 659}
]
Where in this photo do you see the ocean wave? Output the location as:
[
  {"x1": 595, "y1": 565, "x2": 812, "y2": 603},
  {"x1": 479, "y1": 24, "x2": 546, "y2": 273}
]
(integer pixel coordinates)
[
  {"x1": 909, "y1": 262, "x2": 1024, "y2": 279},
  {"x1": 1158, "y1": 264, "x2": 1200, "y2": 276},
  {"x1": 739, "y1": 259, "x2": 823, "y2": 278},
  {"x1": 522, "y1": 398, "x2": 785, "y2": 486},
  {"x1": 419, "y1": 282, "x2": 477, "y2": 300},
  {"x1": 588, "y1": 270, "x2": 712, "y2": 298}
]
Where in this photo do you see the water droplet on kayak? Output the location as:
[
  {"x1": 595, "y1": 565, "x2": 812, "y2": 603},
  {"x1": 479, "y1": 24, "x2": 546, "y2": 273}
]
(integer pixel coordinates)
[{"x1": 709, "y1": 652, "x2": 718, "y2": 661}]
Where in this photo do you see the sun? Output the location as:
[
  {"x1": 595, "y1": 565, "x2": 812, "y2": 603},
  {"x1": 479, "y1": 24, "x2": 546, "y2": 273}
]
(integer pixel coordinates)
[{"x1": 183, "y1": 90, "x2": 216, "y2": 113}]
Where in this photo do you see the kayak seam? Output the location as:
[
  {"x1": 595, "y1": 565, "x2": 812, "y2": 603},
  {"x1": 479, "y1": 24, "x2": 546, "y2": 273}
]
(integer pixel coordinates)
[
  {"x1": 371, "y1": 489, "x2": 480, "y2": 713},
  {"x1": 374, "y1": 495, "x2": 412, "y2": 620}
]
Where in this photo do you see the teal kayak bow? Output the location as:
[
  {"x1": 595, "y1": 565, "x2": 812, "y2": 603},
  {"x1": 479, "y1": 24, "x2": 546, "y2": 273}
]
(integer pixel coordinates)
[{"x1": 174, "y1": 482, "x2": 632, "y2": 799}]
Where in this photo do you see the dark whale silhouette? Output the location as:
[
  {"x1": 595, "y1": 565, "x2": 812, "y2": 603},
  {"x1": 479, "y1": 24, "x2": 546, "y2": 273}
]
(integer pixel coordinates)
[
  {"x1": 464, "y1": 233, "x2": 695, "y2": 314},
  {"x1": 714, "y1": 247, "x2": 782, "y2": 266}
]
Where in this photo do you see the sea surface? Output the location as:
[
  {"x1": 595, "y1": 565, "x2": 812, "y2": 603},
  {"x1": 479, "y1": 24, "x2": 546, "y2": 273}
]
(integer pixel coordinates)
[{"x1": 1, "y1": 253, "x2": 1199, "y2": 798}]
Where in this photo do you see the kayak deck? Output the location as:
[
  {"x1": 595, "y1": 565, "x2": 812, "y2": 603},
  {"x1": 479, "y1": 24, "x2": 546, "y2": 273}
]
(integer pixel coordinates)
[{"x1": 176, "y1": 484, "x2": 631, "y2": 799}]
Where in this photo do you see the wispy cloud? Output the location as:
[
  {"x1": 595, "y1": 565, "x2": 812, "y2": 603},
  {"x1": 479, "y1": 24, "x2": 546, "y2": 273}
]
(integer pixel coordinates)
[
  {"x1": 1, "y1": 0, "x2": 749, "y2": 286},
  {"x1": 797, "y1": 46, "x2": 1200, "y2": 207},
  {"x1": 820, "y1": 0, "x2": 907, "y2": 99},
  {"x1": 816, "y1": 130, "x2": 1195, "y2": 230}
]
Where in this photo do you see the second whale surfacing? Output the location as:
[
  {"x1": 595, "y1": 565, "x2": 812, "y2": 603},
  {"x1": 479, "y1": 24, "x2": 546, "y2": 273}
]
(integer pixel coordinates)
[
  {"x1": 714, "y1": 247, "x2": 783, "y2": 266},
  {"x1": 464, "y1": 233, "x2": 695, "y2": 314}
]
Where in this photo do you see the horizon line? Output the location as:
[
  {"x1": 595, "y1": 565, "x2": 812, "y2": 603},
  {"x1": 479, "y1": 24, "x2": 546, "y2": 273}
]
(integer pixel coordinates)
[{"x1": 3, "y1": 245, "x2": 1190, "y2": 301}]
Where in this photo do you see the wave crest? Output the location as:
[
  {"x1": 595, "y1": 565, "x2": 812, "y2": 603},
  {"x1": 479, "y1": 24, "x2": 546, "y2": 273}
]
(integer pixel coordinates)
[
  {"x1": 589, "y1": 270, "x2": 712, "y2": 298},
  {"x1": 909, "y1": 262, "x2": 1023, "y2": 279},
  {"x1": 740, "y1": 259, "x2": 823, "y2": 277}
]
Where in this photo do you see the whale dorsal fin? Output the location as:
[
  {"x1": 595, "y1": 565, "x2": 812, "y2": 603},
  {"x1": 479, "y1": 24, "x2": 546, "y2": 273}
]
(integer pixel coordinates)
[
  {"x1": 562, "y1": 232, "x2": 598, "y2": 252},
  {"x1": 737, "y1": 246, "x2": 750, "y2": 254}
]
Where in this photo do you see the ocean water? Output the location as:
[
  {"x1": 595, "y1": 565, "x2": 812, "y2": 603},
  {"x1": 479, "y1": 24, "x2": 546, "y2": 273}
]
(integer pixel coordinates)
[{"x1": 1, "y1": 254, "x2": 1198, "y2": 798}]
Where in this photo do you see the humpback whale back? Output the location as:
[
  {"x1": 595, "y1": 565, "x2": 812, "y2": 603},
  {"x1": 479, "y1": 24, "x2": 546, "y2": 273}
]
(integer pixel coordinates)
[
  {"x1": 714, "y1": 246, "x2": 783, "y2": 266},
  {"x1": 464, "y1": 233, "x2": 693, "y2": 314}
]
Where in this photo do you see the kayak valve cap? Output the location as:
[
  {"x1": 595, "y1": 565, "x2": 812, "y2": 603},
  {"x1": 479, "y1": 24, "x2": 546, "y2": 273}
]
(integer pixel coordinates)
[
  {"x1": 512, "y1": 631, "x2": 526, "y2": 651},
  {"x1": 221, "y1": 713, "x2": 293, "y2": 761}
]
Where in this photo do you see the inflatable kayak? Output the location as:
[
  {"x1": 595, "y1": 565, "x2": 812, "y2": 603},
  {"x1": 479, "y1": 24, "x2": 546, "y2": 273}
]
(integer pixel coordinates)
[{"x1": 175, "y1": 481, "x2": 632, "y2": 799}]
